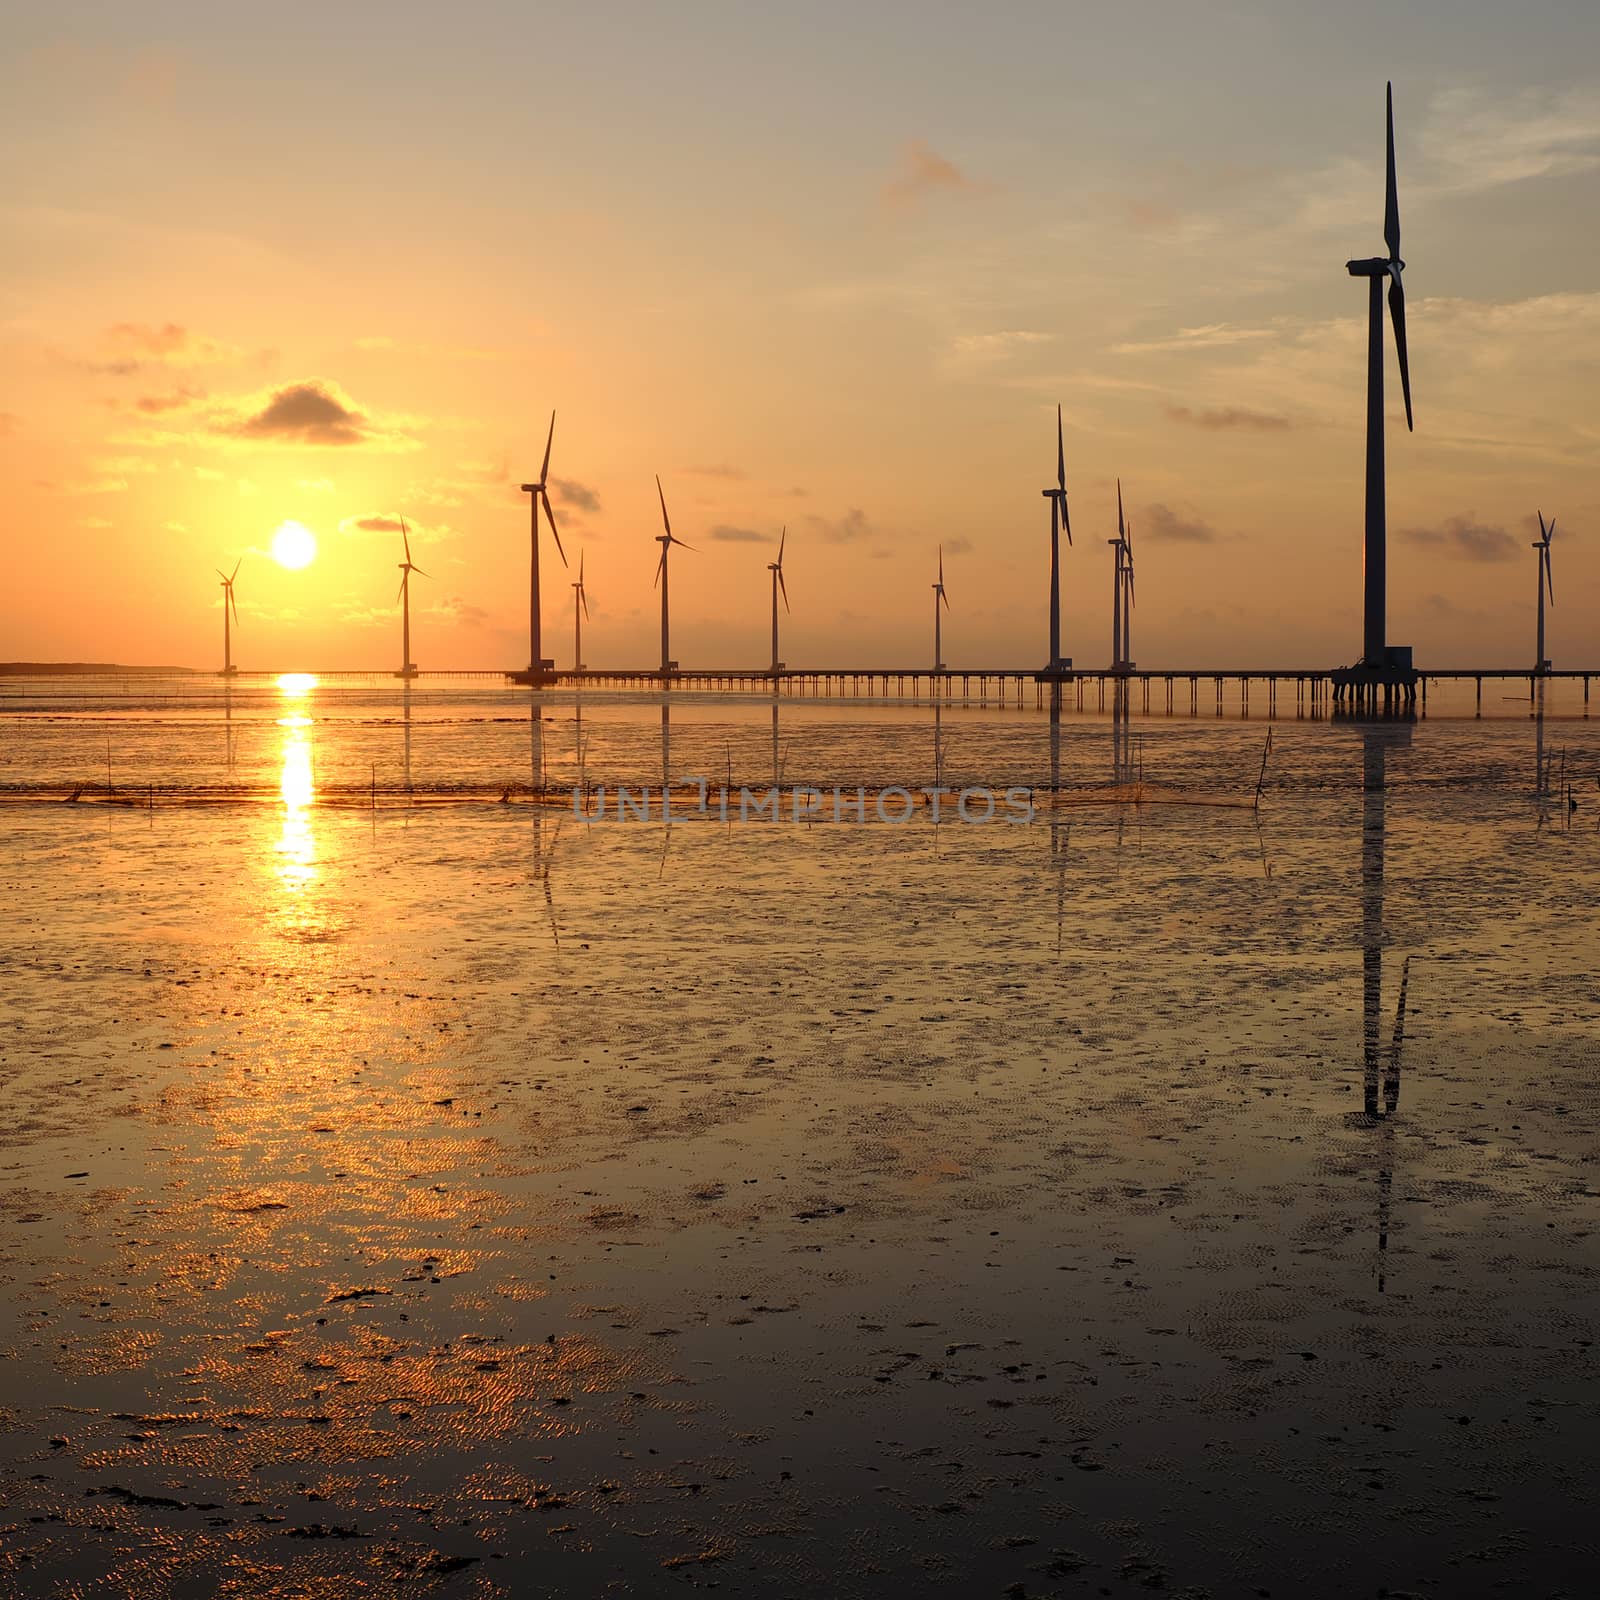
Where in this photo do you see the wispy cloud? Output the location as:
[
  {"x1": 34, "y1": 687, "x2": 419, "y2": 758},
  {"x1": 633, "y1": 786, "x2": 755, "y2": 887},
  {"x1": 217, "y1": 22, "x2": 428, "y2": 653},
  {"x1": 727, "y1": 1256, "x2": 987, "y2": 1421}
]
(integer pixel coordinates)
[
  {"x1": 1166, "y1": 404, "x2": 1291, "y2": 432},
  {"x1": 709, "y1": 524, "x2": 766, "y2": 543},
  {"x1": 881, "y1": 140, "x2": 979, "y2": 209},
  {"x1": 1400, "y1": 514, "x2": 1519, "y2": 562},
  {"x1": 90, "y1": 321, "x2": 240, "y2": 374},
  {"x1": 805, "y1": 507, "x2": 872, "y2": 544},
  {"x1": 683, "y1": 464, "x2": 745, "y2": 481},
  {"x1": 1114, "y1": 323, "x2": 1276, "y2": 355},
  {"x1": 1422, "y1": 85, "x2": 1600, "y2": 191},
  {"x1": 551, "y1": 477, "x2": 600, "y2": 512},
  {"x1": 1141, "y1": 503, "x2": 1218, "y2": 543}
]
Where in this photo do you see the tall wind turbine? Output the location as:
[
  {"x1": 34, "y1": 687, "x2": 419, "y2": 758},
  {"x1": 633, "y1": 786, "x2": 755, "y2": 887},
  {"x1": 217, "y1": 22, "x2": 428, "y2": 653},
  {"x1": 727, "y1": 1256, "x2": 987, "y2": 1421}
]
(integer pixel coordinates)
[
  {"x1": 396, "y1": 517, "x2": 427, "y2": 679},
  {"x1": 518, "y1": 411, "x2": 567, "y2": 680},
  {"x1": 1122, "y1": 509, "x2": 1136, "y2": 671},
  {"x1": 1343, "y1": 83, "x2": 1415, "y2": 703},
  {"x1": 653, "y1": 476, "x2": 695, "y2": 675},
  {"x1": 932, "y1": 544, "x2": 950, "y2": 672},
  {"x1": 1041, "y1": 405, "x2": 1072, "y2": 672},
  {"x1": 1533, "y1": 512, "x2": 1556, "y2": 673},
  {"x1": 768, "y1": 526, "x2": 789, "y2": 674},
  {"x1": 217, "y1": 558, "x2": 240, "y2": 676},
  {"x1": 572, "y1": 551, "x2": 590, "y2": 672}
]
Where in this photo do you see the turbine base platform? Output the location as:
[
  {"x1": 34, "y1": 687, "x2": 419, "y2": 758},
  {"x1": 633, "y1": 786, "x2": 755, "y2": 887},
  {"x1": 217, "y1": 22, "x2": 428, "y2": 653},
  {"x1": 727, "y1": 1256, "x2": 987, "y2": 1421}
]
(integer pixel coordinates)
[
  {"x1": 1034, "y1": 660, "x2": 1075, "y2": 683},
  {"x1": 507, "y1": 666, "x2": 559, "y2": 687},
  {"x1": 395, "y1": 665, "x2": 420, "y2": 680},
  {"x1": 1330, "y1": 654, "x2": 1421, "y2": 709}
]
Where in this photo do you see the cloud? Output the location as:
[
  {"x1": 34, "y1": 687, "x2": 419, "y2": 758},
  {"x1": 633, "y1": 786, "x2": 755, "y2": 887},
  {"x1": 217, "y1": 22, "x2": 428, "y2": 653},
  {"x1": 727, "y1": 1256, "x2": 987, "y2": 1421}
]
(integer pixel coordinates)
[
  {"x1": 133, "y1": 387, "x2": 204, "y2": 414},
  {"x1": 709, "y1": 524, "x2": 767, "y2": 543},
  {"x1": 683, "y1": 464, "x2": 745, "y2": 481},
  {"x1": 1114, "y1": 323, "x2": 1276, "y2": 355},
  {"x1": 341, "y1": 514, "x2": 406, "y2": 535},
  {"x1": 1400, "y1": 514, "x2": 1519, "y2": 562},
  {"x1": 882, "y1": 140, "x2": 978, "y2": 208},
  {"x1": 296, "y1": 477, "x2": 335, "y2": 493},
  {"x1": 805, "y1": 507, "x2": 871, "y2": 544},
  {"x1": 1423, "y1": 85, "x2": 1600, "y2": 192},
  {"x1": 1140, "y1": 503, "x2": 1218, "y2": 544},
  {"x1": 91, "y1": 322, "x2": 239, "y2": 373},
  {"x1": 947, "y1": 330, "x2": 1052, "y2": 366},
  {"x1": 224, "y1": 379, "x2": 400, "y2": 447},
  {"x1": 551, "y1": 477, "x2": 600, "y2": 513},
  {"x1": 1166, "y1": 404, "x2": 1291, "y2": 432}
]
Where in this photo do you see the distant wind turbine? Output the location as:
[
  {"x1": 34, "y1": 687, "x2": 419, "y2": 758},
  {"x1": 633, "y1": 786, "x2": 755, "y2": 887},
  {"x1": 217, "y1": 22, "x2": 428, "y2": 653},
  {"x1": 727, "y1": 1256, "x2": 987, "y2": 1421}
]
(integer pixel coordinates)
[
  {"x1": 519, "y1": 411, "x2": 567, "y2": 679},
  {"x1": 1344, "y1": 82, "x2": 1415, "y2": 699},
  {"x1": 1108, "y1": 481, "x2": 1134, "y2": 671},
  {"x1": 653, "y1": 476, "x2": 695, "y2": 675},
  {"x1": 572, "y1": 550, "x2": 590, "y2": 672},
  {"x1": 1041, "y1": 405, "x2": 1072, "y2": 672},
  {"x1": 1533, "y1": 512, "x2": 1556, "y2": 673},
  {"x1": 932, "y1": 544, "x2": 950, "y2": 672},
  {"x1": 217, "y1": 558, "x2": 240, "y2": 677},
  {"x1": 396, "y1": 517, "x2": 427, "y2": 679},
  {"x1": 768, "y1": 526, "x2": 789, "y2": 674}
]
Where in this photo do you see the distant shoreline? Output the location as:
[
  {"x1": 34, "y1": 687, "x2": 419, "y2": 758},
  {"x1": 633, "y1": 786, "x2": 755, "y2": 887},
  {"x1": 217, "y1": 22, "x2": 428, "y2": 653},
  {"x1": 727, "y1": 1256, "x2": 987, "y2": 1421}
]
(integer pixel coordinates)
[{"x1": 0, "y1": 663, "x2": 200, "y2": 677}]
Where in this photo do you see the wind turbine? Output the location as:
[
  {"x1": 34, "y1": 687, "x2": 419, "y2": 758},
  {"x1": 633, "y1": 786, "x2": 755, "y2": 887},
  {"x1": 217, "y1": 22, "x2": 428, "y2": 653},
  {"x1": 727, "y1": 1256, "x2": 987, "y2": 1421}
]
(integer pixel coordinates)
[
  {"x1": 1122, "y1": 509, "x2": 1136, "y2": 671},
  {"x1": 768, "y1": 526, "x2": 789, "y2": 674},
  {"x1": 1342, "y1": 82, "x2": 1415, "y2": 706},
  {"x1": 217, "y1": 558, "x2": 240, "y2": 676},
  {"x1": 1533, "y1": 512, "x2": 1556, "y2": 673},
  {"x1": 396, "y1": 517, "x2": 427, "y2": 679},
  {"x1": 932, "y1": 544, "x2": 950, "y2": 673},
  {"x1": 518, "y1": 411, "x2": 567, "y2": 680},
  {"x1": 1041, "y1": 405, "x2": 1072, "y2": 672},
  {"x1": 572, "y1": 550, "x2": 590, "y2": 672},
  {"x1": 1108, "y1": 481, "x2": 1133, "y2": 671},
  {"x1": 653, "y1": 476, "x2": 695, "y2": 675}
]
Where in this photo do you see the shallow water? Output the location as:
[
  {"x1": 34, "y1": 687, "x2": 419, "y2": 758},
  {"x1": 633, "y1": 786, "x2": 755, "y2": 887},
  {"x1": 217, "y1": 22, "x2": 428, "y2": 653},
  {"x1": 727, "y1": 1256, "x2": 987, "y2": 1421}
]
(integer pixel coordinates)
[{"x1": 1, "y1": 684, "x2": 1597, "y2": 1597}]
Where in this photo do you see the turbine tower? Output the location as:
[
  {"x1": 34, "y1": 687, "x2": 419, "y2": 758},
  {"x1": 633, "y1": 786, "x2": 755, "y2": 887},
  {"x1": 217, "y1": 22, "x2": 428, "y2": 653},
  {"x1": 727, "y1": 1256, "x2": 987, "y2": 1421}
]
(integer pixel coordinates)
[
  {"x1": 1533, "y1": 512, "x2": 1555, "y2": 673},
  {"x1": 518, "y1": 411, "x2": 567, "y2": 682},
  {"x1": 1338, "y1": 83, "x2": 1415, "y2": 709},
  {"x1": 1122, "y1": 509, "x2": 1136, "y2": 671},
  {"x1": 396, "y1": 517, "x2": 427, "y2": 679},
  {"x1": 572, "y1": 551, "x2": 590, "y2": 672},
  {"x1": 1041, "y1": 405, "x2": 1072, "y2": 674},
  {"x1": 653, "y1": 476, "x2": 695, "y2": 675},
  {"x1": 217, "y1": 559, "x2": 240, "y2": 677},
  {"x1": 932, "y1": 545, "x2": 950, "y2": 672},
  {"x1": 768, "y1": 526, "x2": 789, "y2": 675}
]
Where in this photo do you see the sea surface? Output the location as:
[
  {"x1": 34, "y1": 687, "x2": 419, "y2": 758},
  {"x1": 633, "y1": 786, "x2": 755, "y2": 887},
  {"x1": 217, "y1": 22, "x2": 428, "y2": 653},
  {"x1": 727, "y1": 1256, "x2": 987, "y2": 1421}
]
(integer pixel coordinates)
[{"x1": 1, "y1": 677, "x2": 1597, "y2": 1597}]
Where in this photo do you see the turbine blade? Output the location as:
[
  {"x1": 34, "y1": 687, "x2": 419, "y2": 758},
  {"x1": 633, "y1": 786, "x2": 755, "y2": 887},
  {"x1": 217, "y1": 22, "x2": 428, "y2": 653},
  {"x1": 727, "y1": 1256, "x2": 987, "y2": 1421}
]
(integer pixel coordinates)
[
  {"x1": 778, "y1": 567, "x2": 790, "y2": 611},
  {"x1": 1383, "y1": 82, "x2": 1400, "y2": 264},
  {"x1": 578, "y1": 550, "x2": 585, "y2": 584},
  {"x1": 1117, "y1": 478, "x2": 1125, "y2": 539},
  {"x1": 401, "y1": 516, "x2": 412, "y2": 565},
  {"x1": 1388, "y1": 275, "x2": 1414, "y2": 432},
  {"x1": 1537, "y1": 509, "x2": 1547, "y2": 543},
  {"x1": 217, "y1": 568, "x2": 229, "y2": 582},
  {"x1": 671, "y1": 534, "x2": 697, "y2": 552},
  {"x1": 540, "y1": 410, "x2": 555, "y2": 484},
  {"x1": 1545, "y1": 548, "x2": 1555, "y2": 606},
  {"x1": 230, "y1": 590, "x2": 239, "y2": 624},
  {"x1": 397, "y1": 574, "x2": 407, "y2": 604},
  {"x1": 653, "y1": 547, "x2": 665, "y2": 587},
  {"x1": 938, "y1": 544, "x2": 944, "y2": 586},
  {"x1": 656, "y1": 474, "x2": 672, "y2": 538},
  {"x1": 542, "y1": 488, "x2": 568, "y2": 566},
  {"x1": 777, "y1": 524, "x2": 786, "y2": 566},
  {"x1": 230, "y1": 558, "x2": 241, "y2": 581},
  {"x1": 411, "y1": 564, "x2": 430, "y2": 579},
  {"x1": 581, "y1": 588, "x2": 591, "y2": 620},
  {"x1": 1056, "y1": 404, "x2": 1065, "y2": 494},
  {"x1": 1061, "y1": 490, "x2": 1072, "y2": 548},
  {"x1": 941, "y1": 586, "x2": 950, "y2": 612}
]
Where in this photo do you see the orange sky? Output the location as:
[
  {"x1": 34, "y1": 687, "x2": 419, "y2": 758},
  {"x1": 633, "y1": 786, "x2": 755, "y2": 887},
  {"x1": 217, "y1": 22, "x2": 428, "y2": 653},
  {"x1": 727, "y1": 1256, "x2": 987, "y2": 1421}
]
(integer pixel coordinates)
[{"x1": 3, "y1": 3, "x2": 1597, "y2": 671}]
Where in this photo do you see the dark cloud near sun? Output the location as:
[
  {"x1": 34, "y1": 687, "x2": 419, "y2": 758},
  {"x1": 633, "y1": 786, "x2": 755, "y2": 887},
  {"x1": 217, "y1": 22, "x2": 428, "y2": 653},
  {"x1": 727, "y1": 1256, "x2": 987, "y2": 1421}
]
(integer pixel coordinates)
[
  {"x1": 1401, "y1": 515, "x2": 1518, "y2": 562},
  {"x1": 229, "y1": 380, "x2": 382, "y2": 446},
  {"x1": 1141, "y1": 503, "x2": 1218, "y2": 543},
  {"x1": 1167, "y1": 405, "x2": 1290, "y2": 432}
]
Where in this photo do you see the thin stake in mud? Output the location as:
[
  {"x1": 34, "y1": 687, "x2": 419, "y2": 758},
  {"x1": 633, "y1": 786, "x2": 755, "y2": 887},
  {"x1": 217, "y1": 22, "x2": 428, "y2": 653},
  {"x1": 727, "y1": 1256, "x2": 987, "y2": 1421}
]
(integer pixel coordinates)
[{"x1": 1253, "y1": 727, "x2": 1274, "y2": 809}]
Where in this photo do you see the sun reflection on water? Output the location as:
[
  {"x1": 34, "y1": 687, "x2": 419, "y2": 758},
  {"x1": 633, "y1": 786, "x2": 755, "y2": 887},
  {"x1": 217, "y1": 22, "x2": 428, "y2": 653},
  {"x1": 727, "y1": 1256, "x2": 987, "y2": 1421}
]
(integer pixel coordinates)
[{"x1": 276, "y1": 684, "x2": 317, "y2": 888}]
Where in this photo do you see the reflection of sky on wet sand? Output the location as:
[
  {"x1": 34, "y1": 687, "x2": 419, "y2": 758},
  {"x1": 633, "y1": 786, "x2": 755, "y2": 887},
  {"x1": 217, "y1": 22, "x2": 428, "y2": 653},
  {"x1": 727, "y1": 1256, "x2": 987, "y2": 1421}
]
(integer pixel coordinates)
[{"x1": 1, "y1": 706, "x2": 1599, "y2": 1595}]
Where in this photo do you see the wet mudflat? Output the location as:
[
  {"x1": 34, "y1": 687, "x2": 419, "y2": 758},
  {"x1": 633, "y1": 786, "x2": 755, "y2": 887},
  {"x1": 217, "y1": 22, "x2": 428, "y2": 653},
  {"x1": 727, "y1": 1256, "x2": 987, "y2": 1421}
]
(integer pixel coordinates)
[{"x1": 1, "y1": 702, "x2": 1598, "y2": 1597}]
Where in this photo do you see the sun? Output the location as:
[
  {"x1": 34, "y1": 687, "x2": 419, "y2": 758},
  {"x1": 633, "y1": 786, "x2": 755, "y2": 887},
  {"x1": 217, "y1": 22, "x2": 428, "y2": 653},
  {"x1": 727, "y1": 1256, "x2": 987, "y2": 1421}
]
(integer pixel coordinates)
[{"x1": 270, "y1": 521, "x2": 318, "y2": 570}]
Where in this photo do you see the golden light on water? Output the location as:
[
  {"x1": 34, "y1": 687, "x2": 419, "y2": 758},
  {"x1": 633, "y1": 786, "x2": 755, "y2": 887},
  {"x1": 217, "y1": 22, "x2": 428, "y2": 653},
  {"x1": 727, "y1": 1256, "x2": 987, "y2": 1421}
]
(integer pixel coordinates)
[
  {"x1": 277, "y1": 672, "x2": 318, "y2": 696},
  {"x1": 275, "y1": 674, "x2": 317, "y2": 888},
  {"x1": 270, "y1": 521, "x2": 318, "y2": 570}
]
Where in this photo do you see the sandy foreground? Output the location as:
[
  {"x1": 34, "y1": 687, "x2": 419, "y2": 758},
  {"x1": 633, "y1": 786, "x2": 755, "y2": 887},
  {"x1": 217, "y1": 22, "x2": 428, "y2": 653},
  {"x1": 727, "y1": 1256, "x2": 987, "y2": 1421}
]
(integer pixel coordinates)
[{"x1": 1, "y1": 715, "x2": 1598, "y2": 1597}]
